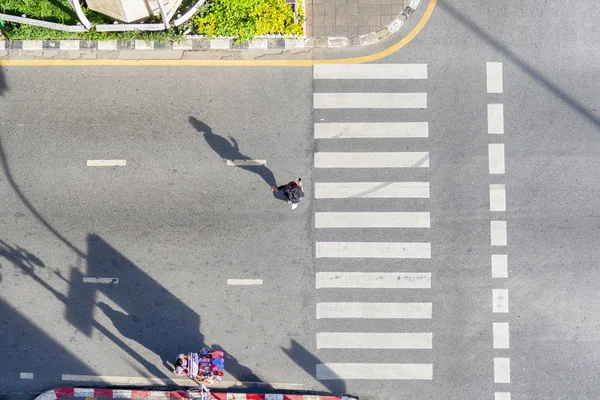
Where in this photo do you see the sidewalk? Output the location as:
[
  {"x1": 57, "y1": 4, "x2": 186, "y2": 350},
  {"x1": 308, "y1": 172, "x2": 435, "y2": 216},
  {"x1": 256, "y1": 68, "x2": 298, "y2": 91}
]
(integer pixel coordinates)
[
  {"x1": 36, "y1": 388, "x2": 357, "y2": 400},
  {"x1": 305, "y1": 0, "x2": 410, "y2": 37}
]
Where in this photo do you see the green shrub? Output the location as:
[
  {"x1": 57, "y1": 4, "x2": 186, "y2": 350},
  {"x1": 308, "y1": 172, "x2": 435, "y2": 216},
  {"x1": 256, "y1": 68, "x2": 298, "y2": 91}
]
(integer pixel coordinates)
[{"x1": 192, "y1": 0, "x2": 304, "y2": 42}]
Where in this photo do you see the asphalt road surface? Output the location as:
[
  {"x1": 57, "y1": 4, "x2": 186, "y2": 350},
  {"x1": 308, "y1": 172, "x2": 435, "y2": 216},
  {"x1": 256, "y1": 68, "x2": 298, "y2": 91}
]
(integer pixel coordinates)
[{"x1": 1, "y1": 1, "x2": 600, "y2": 399}]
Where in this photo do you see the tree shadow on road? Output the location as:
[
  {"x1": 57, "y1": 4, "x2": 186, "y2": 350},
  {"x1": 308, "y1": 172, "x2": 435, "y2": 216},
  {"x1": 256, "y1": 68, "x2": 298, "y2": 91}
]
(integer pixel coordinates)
[{"x1": 189, "y1": 116, "x2": 278, "y2": 188}]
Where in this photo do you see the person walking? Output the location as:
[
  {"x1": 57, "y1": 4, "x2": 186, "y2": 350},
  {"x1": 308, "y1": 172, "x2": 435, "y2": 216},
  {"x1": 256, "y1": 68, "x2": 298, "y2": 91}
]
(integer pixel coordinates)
[{"x1": 271, "y1": 178, "x2": 304, "y2": 209}]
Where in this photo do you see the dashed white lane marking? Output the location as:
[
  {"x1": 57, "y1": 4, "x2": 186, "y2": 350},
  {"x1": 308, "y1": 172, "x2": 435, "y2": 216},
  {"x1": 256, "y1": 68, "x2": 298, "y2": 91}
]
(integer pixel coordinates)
[
  {"x1": 493, "y1": 322, "x2": 510, "y2": 349},
  {"x1": 494, "y1": 358, "x2": 511, "y2": 383},
  {"x1": 313, "y1": 63, "x2": 428, "y2": 80},
  {"x1": 316, "y1": 332, "x2": 433, "y2": 349},
  {"x1": 315, "y1": 212, "x2": 430, "y2": 228},
  {"x1": 61, "y1": 375, "x2": 304, "y2": 389},
  {"x1": 316, "y1": 363, "x2": 433, "y2": 380},
  {"x1": 227, "y1": 279, "x2": 263, "y2": 285},
  {"x1": 491, "y1": 221, "x2": 508, "y2": 246},
  {"x1": 314, "y1": 122, "x2": 429, "y2": 138},
  {"x1": 20, "y1": 373, "x2": 34, "y2": 379},
  {"x1": 316, "y1": 302, "x2": 432, "y2": 319},
  {"x1": 87, "y1": 160, "x2": 126, "y2": 167},
  {"x1": 492, "y1": 254, "x2": 508, "y2": 278},
  {"x1": 83, "y1": 277, "x2": 119, "y2": 284},
  {"x1": 315, "y1": 152, "x2": 429, "y2": 168},
  {"x1": 487, "y1": 62, "x2": 504, "y2": 93},
  {"x1": 226, "y1": 159, "x2": 266, "y2": 166},
  {"x1": 489, "y1": 144, "x2": 506, "y2": 174},
  {"x1": 313, "y1": 93, "x2": 427, "y2": 109},
  {"x1": 314, "y1": 182, "x2": 430, "y2": 199},
  {"x1": 316, "y1": 272, "x2": 431, "y2": 289},
  {"x1": 495, "y1": 392, "x2": 511, "y2": 400},
  {"x1": 316, "y1": 242, "x2": 431, "y2": 259},
  {"x1": 493, "y1": 289, "x2": 509, "y2": 313},
  {"x1": 490, "y1": 184, "x2": 506, "y2": 211},
  {"x1": 488, "y1": 104, "x2": 505, "y2": 134}
]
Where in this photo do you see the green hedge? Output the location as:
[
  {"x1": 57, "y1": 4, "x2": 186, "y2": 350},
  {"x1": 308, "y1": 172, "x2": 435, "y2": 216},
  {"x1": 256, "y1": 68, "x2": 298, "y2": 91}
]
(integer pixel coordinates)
[{"x1": 192, "y1": 0, "x2": 304, "y2": 42}]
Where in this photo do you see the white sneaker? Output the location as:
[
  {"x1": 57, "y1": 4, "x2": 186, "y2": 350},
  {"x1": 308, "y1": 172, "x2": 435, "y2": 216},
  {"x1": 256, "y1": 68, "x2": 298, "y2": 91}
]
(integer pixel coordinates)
[{"x1": 291, "y1": 203, "x2": 298, "y2": 209}]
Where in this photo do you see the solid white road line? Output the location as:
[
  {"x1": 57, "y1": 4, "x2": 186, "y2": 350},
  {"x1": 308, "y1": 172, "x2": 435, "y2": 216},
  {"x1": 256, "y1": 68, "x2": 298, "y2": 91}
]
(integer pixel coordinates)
[
  {"x1": 489, "y1": 144, "x2": 505, "y2": 174},
  {"x1": 487, "y1": 62, "x2": 504, "y2": 93},
  {"x1": 316, "y1": 242, "x2": 431, "y2": 258},
  {"x1": 314, "y1": 152, "x2": 429, "y2": 168},
  {"x1": 492, "y1": 254, "x2": 508, "y2": 278},
  {"x1": 227, "y1": 279, "x2": 263, "y2": 285},
  {"x1": 314, "y1": 122, "x2": 429, "y2": 139},
  {"x1": 313, "y1": 93, "x2": 427, "y2": 109},
  {"x1": 314, "y1": 182, "x2": 430, "y2": 199},
  {"x1": 491, "y1": 221, "x2": 507, "y2": 246},
  {"x1": 20, "y1": 373, "x2": 34, "y2": 379},
  {"x1": 87, "y1": 159, "x2": 126, "y2": 167},
  {"x1": 493, "y1": 322, "x2": 510, "y2": 349},
  {"x1": 313, "y1": 63, "x2": 428, "y2": 80},
  {"x1": 226, "y1": 159, "x2": 266, "y2": 166},
  {"x1": 316, "y1": 302, "x2": 432, "y2": 319},
  {"x1": 316, "y1": 332, "x2": 432, "y2": 349},
  {"x1": 83, "y1": 277, "x2": 119, "y2": 284},
  {"x1": 490, "y1": 184, "x2": 507, "y2": 211},
  {"x1": 61, "y1": 375, "x2": 304, "y2": 389},
  {"x1": 316, "y1": 363, "x2": 433, "y2": 380},
  {"x1": 493, "y1": 289, "x2": 509, "y2": 313},
  {"x1": 315, "y1": 212, "x2": 430, "y2": 228},
  {"x1": 488, "y1": 104, "x2": 505, "y2": 134},
  {"x1": 316, "y1": 272, "x2": 431, "y2": 289},
  {"x1": 495, "y1": 392, "x2": 511, "y2": 400},
  {"x1": 494, "y1": 358, "x2": 511, "y2": 383}
]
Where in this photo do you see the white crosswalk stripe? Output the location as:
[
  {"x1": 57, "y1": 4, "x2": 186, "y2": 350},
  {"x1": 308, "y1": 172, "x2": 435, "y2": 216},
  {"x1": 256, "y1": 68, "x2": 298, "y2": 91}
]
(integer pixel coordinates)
[
  {"x1": 314, "y1": 182, "x2": 430, "y2": 199},
  {"x1": 312, "y1": 63, "x2": 432, "y2": 383},
  {"x1": 315, "y1": 122, "x2": 428, "y2": 138}
]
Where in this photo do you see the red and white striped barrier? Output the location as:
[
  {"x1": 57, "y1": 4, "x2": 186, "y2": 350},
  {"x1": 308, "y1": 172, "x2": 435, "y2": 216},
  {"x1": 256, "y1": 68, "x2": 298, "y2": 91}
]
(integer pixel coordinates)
[{"x1": 37, "y1": 388, "x2": 352, "y2": 400}]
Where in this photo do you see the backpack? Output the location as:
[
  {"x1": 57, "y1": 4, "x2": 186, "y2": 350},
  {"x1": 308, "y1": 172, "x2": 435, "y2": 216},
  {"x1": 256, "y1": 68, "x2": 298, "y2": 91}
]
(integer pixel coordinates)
[{"x1": 286, "y1": 184, "x2": 301, "y2": 203}]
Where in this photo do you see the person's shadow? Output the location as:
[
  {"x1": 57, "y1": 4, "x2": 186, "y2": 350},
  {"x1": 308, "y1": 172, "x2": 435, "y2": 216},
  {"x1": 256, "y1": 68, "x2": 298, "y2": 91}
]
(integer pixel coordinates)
[{"x1": 189, "y1": 116, "x2": 278, "y2": 188}]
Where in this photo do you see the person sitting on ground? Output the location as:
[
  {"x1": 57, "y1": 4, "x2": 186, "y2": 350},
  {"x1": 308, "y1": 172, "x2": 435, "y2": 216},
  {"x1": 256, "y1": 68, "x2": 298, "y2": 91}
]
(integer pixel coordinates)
[{"x1": 271, "y1": 178, "x2": 304, "y2": 209}]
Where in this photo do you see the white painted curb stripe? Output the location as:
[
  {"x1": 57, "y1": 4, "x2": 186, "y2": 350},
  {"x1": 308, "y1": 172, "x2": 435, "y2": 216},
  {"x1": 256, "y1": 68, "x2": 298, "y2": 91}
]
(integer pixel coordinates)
[
  {"x1": 316, "y1": 242, "x2": 431, "y2": 259},
  {"x1": 492, "y1": 254, "x2": 508, "y2": 278},
  {"x1": 315, "y1": 152, "x2": 429, "y2": 168},
  {"x1": 317, "y1": 363, "x2": 433, "y2": 380},
  {"x1": 74, "y1": 388, "x2": 94, "y2": 397},
  {"x1": 495, "y1": 392, "x2": 511, "y2": 400},
  {"x1": 316, "y1": 272, "x2": 431, "y2": 289},
  {"x1": 314, "y1": 182, "x2": 429, "y2": 199},
  {"x1": 317, "y1": 332, "x2": 432, "y2": 349},
  {"x1": 493, "y1": 322, "x2": 510, "y2": 349},
  {"x1": 265, "y1": 395, "x2": 284, "y2": 400},
  {"x1": 60, "y1": 40, "x2": 80, "y2": 50},
  {"x1": 316, "y1": 302, "x2": 432, "y2": 319},
  {"x1": 490, "y1": 184, "x2": 506, "y2": 211},
  {"x1": 314, "y1": 122, "x2": 428, "y2": 138},
  {"x1": 87, "y1": 159, "x2": 126, "y2": 167},
  {"x1": 488, "y1": 104, "x2": 505, "y2": 134},
  {"x1": 134, "y1": 40, "x2": 154, "y2": 50},
  {"x1": 83, "y1": 277, "x2": 119, "y2": 284},
  {"x1": 494, "y1": 358, "x2": 511, "y2": 383},
  {"x1": 20, "y1": 372, "x2": 34, "y2": 379},
  {"x1": 226, "y1": 159, "x2": 266, "y2": 166},
  {"x1": 98, "y1": 40, "x2": 118, "y2": 50},
  {"x1": 491, "y1": 221, "x2": 507, "y2": 246},
  {"x1": 313, "y1": 63, "x2": 428, "y2": 80},
  {"x1": 489, "y1": 144, "x2": 505, "y2": 174},
  {"x1": 112, "y1": 390, "x2": 133, "y2": 398},
  {"x1": 314, "y1": 93, "x2": 427, "y2": 109},
  {"x1": 22, "y1": 40, "x2": 43, "y2": 50},
  {"x1": 315, "y1": 212, "x2": 430, "y2": 228},
  {"x1": 227, "y1": 279, "x2": 263, "y2": 285},
  {"x1": 487, "y1": 62, "x2": 503, "y2": 93},
  {"x1": 493, "y1": 289, "x2": 509, "y2": 313}
]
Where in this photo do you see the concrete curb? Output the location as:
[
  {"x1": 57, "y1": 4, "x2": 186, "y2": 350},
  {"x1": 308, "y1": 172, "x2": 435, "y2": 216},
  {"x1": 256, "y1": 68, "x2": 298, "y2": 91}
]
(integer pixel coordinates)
[
  {"x1": 0, "y1": 0, "x2": 422, "y2": 52},
  {"x1": 36, "y1": 388, "x2": 356, "y2": 400}
]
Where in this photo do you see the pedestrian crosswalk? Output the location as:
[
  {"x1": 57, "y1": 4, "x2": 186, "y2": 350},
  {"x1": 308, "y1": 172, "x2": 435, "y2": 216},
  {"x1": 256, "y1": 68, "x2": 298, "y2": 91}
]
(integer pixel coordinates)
[{"x1": 312, "y1": 63, "x2": 432, "y2": 382}]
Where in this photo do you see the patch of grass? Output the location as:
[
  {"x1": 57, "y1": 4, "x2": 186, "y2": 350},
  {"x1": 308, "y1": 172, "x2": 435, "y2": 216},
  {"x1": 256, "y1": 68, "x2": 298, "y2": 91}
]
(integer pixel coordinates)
[{"x1": 0, "y1": 0, "x2": 78, "y2": 24}]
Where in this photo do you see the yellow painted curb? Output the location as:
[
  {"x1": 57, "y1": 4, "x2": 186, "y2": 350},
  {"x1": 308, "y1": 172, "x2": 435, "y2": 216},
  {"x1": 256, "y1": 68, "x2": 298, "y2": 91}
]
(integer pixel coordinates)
[{"x1": 0, "y1": 0, "x2": 436, "y2": 67}]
